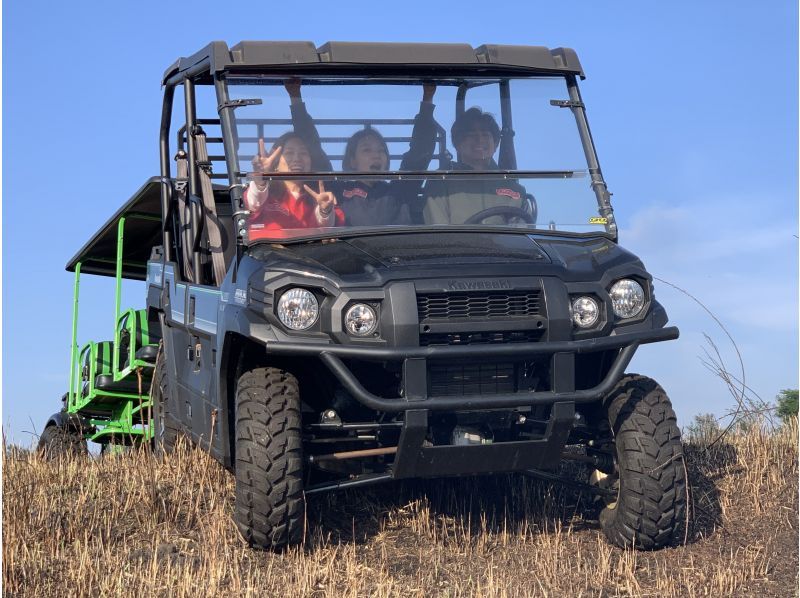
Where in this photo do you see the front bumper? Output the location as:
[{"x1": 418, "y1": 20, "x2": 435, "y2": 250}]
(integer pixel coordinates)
[
  {"x1": 265, "y1": 326, "x2": 679, "y2": 411},
  {"x1": 391, "y1": 402, "x2": 576, "y2": 478}
]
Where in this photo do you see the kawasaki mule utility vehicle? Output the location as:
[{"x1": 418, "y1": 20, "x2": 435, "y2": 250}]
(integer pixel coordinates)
[{"x1": 42, "y1": 41, "x2": 685, "y2": 550}]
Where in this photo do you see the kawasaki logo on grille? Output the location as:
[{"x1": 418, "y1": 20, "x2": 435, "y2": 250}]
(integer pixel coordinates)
[{"x1": 447, "y1": 280, "x2": 512, "y2": 291}]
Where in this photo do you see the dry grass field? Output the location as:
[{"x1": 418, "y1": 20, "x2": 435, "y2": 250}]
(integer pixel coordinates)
[{"x1": 3, "y1": 420, "x2": 797, "y2": 597}]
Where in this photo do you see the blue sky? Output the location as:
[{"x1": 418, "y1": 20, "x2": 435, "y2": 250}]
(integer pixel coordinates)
[{"x1": 3, "y1": 1, "x2": 797, "y2": 444}]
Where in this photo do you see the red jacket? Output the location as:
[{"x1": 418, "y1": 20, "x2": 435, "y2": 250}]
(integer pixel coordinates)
[{"x1": 246, "y1": 184, "x2": 345, "y2": 240}]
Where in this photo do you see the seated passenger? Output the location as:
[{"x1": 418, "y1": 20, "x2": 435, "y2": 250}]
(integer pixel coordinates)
[
  {"x1": 245, "y1": 132, "x2": 344, "y2": 236},
  {"x1": 423, "y1": 107, "x2": 530, "y2": 225},
  {"x1": 285, "y1": 80, "x2": 438, "y2": 226}
]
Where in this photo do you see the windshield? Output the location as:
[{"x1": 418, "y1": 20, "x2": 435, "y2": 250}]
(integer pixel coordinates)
[{"x1": 222, "y1": 76, "x2": 608, "y2": 242}]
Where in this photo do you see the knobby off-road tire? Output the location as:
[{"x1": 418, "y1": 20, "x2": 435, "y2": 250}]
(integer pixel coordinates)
[
  {"x1": 234, "y1": 367, "x2": 304, "y2": 550},
  {"x1": 599, "y1": 374, "x2": 686, "y2": 550},
  {"x1": 37, "y1": 424, "x2": 88, "y2": 460},
  {"x1": 151, "y1": 346, "x2": 181, "y2": 453}
]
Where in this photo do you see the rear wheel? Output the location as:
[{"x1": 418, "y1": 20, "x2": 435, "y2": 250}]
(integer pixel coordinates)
[
  {"x1": 151, "y1": 345, "x2": 181, "y2": 453},
  {"x1": 598, "y1": 374, "x2": 686, "y2": 550},
  {"x1": 37, "y1": 423, "x2": 87, "y2": 460},
  {"x1": 234, "y1": 367, "x2": 305, "y2": 550}
]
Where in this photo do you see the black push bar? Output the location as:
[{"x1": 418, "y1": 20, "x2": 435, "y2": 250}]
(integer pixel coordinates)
[{"x1": 264, "y1": 326, "x2": 679, "y2": 411}]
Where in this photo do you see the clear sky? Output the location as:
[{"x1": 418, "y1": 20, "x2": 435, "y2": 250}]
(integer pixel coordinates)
[{"x1": 3, "y1": 1, "x2": 797, "y2": 445}]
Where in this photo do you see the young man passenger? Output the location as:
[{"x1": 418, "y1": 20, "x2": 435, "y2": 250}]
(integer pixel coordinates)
[{"x1": 423, "y1": 107, "x2": 530, "y2": 225}]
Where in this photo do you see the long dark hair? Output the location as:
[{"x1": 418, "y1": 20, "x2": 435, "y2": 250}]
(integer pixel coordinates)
[
  {"x1": 269, "y1": 130, "x2": 308, "y2": 154},
  {"x1": 342, "y1": 128, "x2": 390, "y2": 171}
]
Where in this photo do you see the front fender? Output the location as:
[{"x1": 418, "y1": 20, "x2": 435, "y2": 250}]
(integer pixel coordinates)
[{"x1": 45, "y1": 411, "x2": 94, "y2": 434}]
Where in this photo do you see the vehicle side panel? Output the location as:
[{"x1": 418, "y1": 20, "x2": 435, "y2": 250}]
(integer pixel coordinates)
[{"x1": 148, "y1": 260, "x2": 225, "y2": 458}]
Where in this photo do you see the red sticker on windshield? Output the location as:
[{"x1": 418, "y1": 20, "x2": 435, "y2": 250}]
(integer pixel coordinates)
[
  {"x1": 495, "y1": 188, "x2": 521, "y2": 200},
  {"x1": 343, "y1": 188, "x2": 368, "y2": 199}
]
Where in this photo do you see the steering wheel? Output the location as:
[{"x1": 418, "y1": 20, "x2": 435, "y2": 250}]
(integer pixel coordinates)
[{"x1": 464, "y1": 205, "x2": 535, "y2": 225}]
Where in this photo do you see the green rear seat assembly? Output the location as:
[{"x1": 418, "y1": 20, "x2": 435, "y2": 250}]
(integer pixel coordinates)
[{"x1": 40, "y1": 216, "x2": 161, "y2": 455}]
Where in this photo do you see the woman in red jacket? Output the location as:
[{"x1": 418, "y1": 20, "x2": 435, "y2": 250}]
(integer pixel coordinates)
[{"x1": 245, "y1": 132, "x2": 344, "y2": 239}]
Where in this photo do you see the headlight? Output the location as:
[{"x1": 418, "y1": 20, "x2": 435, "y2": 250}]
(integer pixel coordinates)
[
  {"x1": 571, "y1": 296, "x2": 600, "y2": 328},
  {"x1": 609, "y1": 279, "x2": 645, "y2": 319},
  {"x1": 276, "y1": 288, "x2": 319, "y2": 330},
  {"x1": 344, "y1": 303, "x2": 378, "y2": 336}
]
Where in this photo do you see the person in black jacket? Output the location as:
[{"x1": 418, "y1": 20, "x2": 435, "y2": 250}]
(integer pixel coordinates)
[{"x1": 284, "y1": 80, "x2": 438, "y2": 226}]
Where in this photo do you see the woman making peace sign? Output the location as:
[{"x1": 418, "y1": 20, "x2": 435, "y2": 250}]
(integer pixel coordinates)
[{"x1": 245, "y1": 132, "x2": 344, "y2": 238}]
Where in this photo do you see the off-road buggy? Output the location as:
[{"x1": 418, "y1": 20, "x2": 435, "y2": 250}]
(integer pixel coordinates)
[{"x1": 41, "y1": 41, "x2": 685, "y2": 551}]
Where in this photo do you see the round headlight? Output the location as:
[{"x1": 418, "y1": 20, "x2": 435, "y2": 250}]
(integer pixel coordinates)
[
  {"x1": 277, "y1": 288, "x2": 319, "y2": 330},
  {"x1": 609, "y1": 279, "x2": 645, "y2": 319},
  {"x1": 571, "y1": 296, "x2": 600, "y2": 328},
  {"x1": 344, "y1": 303, "x2": 377, "y2": 336}
]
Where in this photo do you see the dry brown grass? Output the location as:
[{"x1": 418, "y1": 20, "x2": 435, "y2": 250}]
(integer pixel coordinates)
[{"x1": 3, "y1": 420, "x2": 797, "y2": 597}]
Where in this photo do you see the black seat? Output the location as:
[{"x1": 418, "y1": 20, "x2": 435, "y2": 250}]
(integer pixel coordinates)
[
  {"x1": 82, "y1": 341, "x2": 114, "y2": 397},
  {"x1": 117, "y1": 309, "x2": 162, "y2": 368},
  {"x1": 136, "y1": 345, "x2": 159, "y2": 363},
  {"x1": 95, "y1": 374, "x2": 148, "y2": 394}
]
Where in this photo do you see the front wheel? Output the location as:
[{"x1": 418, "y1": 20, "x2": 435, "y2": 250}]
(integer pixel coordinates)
[
  {"x1": 598, "y1": 374, "x2": 686, "y2": 550},
  {"x1": 234, "y1": 367, "x2": 305, "y2": 550},
  {"x1": 37, "y1": 423, "x2": 87, "y2": 460}
]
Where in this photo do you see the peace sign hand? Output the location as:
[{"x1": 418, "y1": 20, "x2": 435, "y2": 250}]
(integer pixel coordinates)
[
  {"x1": 251, "y1": 138, "x2": 282, "y2": 176},
  {"x1": 304, "y1": 181, "x2": 337, "y2": 217}
]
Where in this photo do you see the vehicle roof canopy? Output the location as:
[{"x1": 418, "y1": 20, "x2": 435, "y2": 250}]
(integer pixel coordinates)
[
  {"x1": 162, "y1": 41, "x2": 584, "y2": 85},
  {"x1": 65, "y1": 177, "x2": 162, "y2": 281}
]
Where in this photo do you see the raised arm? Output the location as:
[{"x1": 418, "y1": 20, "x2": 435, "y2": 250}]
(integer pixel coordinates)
[
  {"x1": 399, "y1": 83, "x2": 439, "y2": 172},
  {"x1": 286, "y1": 79, "x2": 333, "y2": 172}
]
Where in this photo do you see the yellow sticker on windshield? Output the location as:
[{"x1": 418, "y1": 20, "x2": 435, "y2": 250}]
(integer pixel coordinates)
[{"x1": 589, "y1": 217, "x2": 608, "y2": 225}]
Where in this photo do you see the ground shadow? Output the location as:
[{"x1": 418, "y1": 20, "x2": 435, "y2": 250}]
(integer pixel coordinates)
[
  {"x1": 683, "y1": 440, "x2": 736, "y2": 542},
  {"x1": 304, "y1": 460, "x2": 597, "y2": 549},
  {"x1": 304, "y1": 442, "x2": 732, "y2": 550}
]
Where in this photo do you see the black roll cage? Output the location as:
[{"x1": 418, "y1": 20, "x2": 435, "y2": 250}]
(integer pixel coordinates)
[{"x1": 158, "y1": 46, "x2": 616, "y2": 285}]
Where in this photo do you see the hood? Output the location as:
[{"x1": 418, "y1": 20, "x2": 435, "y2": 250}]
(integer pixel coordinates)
[
  {"x1": 247, "y1": 231, "x2": 644, "y2": 285},
  {"x1": 344, "y1": 232, "x2": 550, "y2": 267}
]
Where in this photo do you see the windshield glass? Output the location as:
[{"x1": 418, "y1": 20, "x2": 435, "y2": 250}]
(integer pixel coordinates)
[{"x1": 223, "y1": 76, "x2": 607, "y2": 242}]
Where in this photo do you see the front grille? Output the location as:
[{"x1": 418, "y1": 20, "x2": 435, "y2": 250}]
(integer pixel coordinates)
[
  {"x1": 429, "y1": 362, "x2": 516, "y2": 396},
  {"x1": 417, "y1": 291, "x2": 542, "y2": 321},
  {"x1": 420, "y1": 330, "x2": 542, "y2": 347}
]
